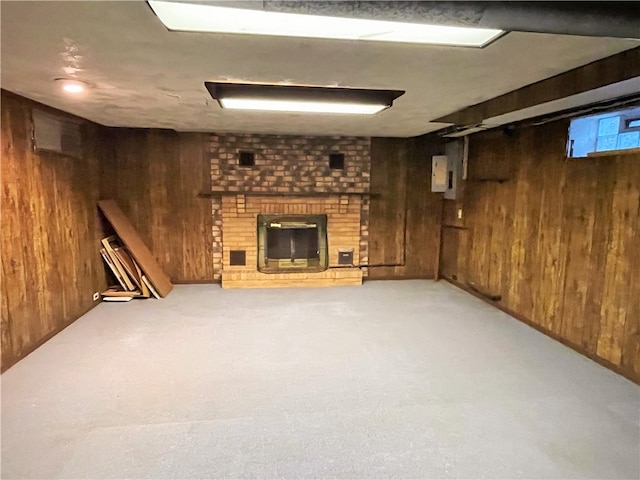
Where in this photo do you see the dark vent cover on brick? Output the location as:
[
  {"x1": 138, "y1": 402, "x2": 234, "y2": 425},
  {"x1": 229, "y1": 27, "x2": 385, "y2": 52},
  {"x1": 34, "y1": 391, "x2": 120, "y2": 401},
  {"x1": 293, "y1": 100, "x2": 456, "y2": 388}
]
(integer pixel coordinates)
[
  {"x1": 338, "y1": 248, "x2": 354, "y2": 265},
  {"x1": 238, "y1": 151, "x2": 255, "y2": 167},
  {"x1": 230, "y1": 250, "x2": 246, "y2": 265},
  {"x1": 329, "y1": 153, "x2": 345, "y2": 169}
]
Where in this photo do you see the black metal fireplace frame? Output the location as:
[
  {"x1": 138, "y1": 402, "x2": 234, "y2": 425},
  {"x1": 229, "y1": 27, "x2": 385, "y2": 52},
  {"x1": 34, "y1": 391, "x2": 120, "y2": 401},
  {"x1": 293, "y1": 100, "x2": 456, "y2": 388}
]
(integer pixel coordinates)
[{"x1": 257, "y1": 214, "x2": 328, "y2": 273}]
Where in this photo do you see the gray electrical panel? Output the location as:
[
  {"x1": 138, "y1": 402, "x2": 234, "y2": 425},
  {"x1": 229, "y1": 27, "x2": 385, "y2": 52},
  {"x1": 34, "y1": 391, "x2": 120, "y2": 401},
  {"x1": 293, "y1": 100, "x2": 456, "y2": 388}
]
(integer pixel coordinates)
[{"x1": 444, "y1": 140, "x2": 463, "y2": 200}]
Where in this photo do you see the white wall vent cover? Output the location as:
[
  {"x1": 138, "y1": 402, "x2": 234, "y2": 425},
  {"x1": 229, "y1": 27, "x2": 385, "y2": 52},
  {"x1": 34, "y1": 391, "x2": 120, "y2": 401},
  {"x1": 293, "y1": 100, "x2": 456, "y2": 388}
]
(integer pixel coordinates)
[{"x1": 32, "y1": 109, "x2": 83, "y2": 158}]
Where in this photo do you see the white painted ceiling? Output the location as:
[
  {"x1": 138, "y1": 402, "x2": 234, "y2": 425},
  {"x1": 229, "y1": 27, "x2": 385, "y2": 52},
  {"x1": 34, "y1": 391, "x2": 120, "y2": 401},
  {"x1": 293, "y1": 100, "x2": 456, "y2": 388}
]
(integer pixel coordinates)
[{"x1": 1, "y1": 1, "x2": 638, "y2": 137}]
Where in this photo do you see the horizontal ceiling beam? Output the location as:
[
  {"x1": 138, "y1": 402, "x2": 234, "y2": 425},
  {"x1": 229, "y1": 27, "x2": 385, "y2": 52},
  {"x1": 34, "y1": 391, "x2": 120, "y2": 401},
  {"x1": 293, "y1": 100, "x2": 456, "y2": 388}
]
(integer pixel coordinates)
[
  {"x1": 434, "y1": 47, "x2": 640, "y2": 126},
  {"x1": 261, "y1": 1, "x2": 640, "y2": 39}
]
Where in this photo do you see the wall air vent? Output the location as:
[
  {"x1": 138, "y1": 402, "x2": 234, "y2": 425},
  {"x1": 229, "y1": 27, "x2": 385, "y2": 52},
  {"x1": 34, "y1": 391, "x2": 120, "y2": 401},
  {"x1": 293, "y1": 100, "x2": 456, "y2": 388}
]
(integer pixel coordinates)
[
  {"x1": 32, "y1": 109, "x2": 82, "y2": 158},
  {"x1": 229, "y1": 250, "x2": 246, "y2": 266},
  {"x1": 329, "y1": 153, "x2": 345, "y2": 169},
  {"x1": 238, "y1": 151, "x2": 255, "y2": 166}
]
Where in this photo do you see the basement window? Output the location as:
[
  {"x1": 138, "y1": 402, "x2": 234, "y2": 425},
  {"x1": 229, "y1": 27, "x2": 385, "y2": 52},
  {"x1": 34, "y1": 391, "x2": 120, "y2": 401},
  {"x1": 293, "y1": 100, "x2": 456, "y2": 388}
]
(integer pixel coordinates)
[{"x1": 567, "y1": 106, "x2": 640, "y2": 158}]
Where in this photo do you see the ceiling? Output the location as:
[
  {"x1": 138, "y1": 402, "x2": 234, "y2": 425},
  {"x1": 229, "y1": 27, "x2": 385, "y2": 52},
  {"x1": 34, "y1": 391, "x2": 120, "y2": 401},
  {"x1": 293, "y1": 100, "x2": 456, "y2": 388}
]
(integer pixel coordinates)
[{"x1": 1, "y1": 1, "x2": 638, "y2": 137}]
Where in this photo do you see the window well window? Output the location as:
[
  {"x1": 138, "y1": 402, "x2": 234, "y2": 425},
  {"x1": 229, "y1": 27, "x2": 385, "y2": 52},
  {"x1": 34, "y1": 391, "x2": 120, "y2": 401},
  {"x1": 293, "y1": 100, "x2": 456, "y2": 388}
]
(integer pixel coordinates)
[{"x1": 567, "y1": 106, "x2": 640, "y2": 158}]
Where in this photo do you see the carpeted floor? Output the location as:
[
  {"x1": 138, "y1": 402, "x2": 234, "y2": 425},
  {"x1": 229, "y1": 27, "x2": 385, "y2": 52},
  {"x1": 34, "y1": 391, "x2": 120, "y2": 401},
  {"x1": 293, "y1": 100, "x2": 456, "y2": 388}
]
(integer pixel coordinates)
[{"x1": 2, "y1": 280, "x2": 639, "y2": 479}]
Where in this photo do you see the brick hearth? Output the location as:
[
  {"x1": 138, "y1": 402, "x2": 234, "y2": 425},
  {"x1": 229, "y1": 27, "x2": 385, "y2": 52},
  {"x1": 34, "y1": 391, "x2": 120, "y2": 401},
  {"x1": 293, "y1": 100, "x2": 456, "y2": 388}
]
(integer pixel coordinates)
[{"x1": 209, "y1": 133, "x2": 371, "y2": 288}]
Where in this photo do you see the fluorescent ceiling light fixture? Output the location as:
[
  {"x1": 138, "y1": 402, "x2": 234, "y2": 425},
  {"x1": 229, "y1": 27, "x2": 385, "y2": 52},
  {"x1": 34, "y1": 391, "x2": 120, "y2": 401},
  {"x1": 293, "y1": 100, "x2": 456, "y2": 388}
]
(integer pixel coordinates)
[
  {"x1": 148, "y1": 1, "x2": 504, "y2": 48},
  {"x1": 204, "y1": 82, "x2": 405, "y2": 115},
  {"x1": 219, "y1": 99, "x2": 386, "y2": 115}
]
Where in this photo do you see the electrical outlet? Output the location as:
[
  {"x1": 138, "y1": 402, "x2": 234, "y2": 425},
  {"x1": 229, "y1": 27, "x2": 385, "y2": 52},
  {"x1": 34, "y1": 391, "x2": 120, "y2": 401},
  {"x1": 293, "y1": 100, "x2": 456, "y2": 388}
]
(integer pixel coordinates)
[
  {"x1": 457, "y1": 208, "x2": 464, "y2": 219},
  {"x1": 92, "y1": 292, "x2": 100, "y2": 302}
]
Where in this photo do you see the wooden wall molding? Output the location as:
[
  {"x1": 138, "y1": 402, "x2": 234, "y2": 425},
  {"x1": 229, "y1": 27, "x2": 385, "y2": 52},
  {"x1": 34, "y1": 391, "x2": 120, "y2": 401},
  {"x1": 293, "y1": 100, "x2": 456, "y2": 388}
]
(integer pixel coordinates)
[{"x1": 435, "y1": 47, "x2": 640, "y2": 126}]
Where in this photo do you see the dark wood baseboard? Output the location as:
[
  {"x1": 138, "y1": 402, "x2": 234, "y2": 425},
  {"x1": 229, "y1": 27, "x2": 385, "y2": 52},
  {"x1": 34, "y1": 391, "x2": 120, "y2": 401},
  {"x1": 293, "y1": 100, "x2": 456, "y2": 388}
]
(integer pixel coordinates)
[
  {"x1": 1, "y1": 302, "x2": 101, "y2": 373},
  {"x1": 442, "y1": 276, "x2": 639, "y2": 385}
]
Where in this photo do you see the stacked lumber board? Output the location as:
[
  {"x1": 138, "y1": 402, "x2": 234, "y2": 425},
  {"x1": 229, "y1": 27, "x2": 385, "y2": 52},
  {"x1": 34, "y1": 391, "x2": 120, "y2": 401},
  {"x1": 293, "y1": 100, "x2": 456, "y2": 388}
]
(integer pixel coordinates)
[
  {"x1": 100, "y1": 235, "x2": 159, "y2": 300},
  {"x1": 98, "y1": 200, "x2": 173, "y2": 301}
]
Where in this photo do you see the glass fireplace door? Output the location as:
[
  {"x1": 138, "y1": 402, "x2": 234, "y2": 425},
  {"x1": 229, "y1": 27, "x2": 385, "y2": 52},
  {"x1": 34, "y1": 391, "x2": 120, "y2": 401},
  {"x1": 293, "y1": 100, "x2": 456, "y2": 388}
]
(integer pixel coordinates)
[{"x1": 257, "y1": 215, "x2": 328, "y2": 273}]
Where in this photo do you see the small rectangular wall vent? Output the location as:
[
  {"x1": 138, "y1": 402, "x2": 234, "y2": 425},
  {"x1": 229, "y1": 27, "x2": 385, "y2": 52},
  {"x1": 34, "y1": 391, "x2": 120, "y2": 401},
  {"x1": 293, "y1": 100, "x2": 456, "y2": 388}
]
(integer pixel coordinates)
[
  {"x1": 338, "y1": 248, "x2": 354, "y2": 265},
  {"x1": 230, "y1": 250, "x2": 246, "y2": 266},
  {"x1": 329, "y1": 153, "x2": 345, "y2": 169},
  {"x1": 32, "y1": 109, "x2": 82, "y2": 158},
  {"x1": 238, "y1": 151, "x2": 255, "y2": 166}
]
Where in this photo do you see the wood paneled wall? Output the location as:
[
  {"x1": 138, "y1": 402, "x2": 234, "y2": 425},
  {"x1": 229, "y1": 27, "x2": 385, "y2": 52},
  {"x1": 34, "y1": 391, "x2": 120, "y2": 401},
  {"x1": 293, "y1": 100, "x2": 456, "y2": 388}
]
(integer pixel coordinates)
[
  {"x1": 440, "y1": 120, "x2": 640, "y2": 382},
  {"x1": 100, "y1": 129, "x2": 213, "y2": 282},
  {"x1": 1, "y1": 91, "x2": 107, "y2": 371},
  {"x1": 368, "y1": 137, "x2": 444, "y2": 279},
  {"x1": 1, "y1": 95, "x2": 214, "y2": 369}
]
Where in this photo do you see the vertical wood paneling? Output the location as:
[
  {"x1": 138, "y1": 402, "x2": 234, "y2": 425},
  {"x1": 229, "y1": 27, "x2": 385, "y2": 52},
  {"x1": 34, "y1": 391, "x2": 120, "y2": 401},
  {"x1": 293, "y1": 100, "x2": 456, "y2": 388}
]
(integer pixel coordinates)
[
  {"x1": 368, "y1": 137, "x2": 444, "y2": 279},
  {"x1": 404, "y1": 137, "x2": 444, "y2": 279},
  {"x1": 439, "y1": 228, "x2": 459, "y2": 279},
  {"x1": 582, "y1": 162, "x2": 616, "y2": 354},
  {"x1": 621, "y1": 163, "x2": 640, "y2": 373},
  {"x1": 558, "y1": 160, "x2": 598, "y2": 346},
  {"x1": 1, "y1": 91, "x2": 105, "y2": 371},
  {"x1": 597, "y1": 157, "x2": 639, "y2": 365},
  {"x1": 535, "y1": 129, "x2": 568, "y2": 334},
  {"x1": 103, "y1": 129, "x2": 213, "y2": 282},
  {"x1": 1, "y1": 106, "x2": 27, "y2": 362},
  {"x1": 439, "y1": 119, "x2": 640, "y2": 382},
  {"x1": 508, "y1": 143, "x2": 532, "y2": 317},
  {"x1": 180, "y1": 133, "x2": 214, "y2": 280},
  {"x1": 368, "y1": 138, "x2": 407, "y2": 267}
]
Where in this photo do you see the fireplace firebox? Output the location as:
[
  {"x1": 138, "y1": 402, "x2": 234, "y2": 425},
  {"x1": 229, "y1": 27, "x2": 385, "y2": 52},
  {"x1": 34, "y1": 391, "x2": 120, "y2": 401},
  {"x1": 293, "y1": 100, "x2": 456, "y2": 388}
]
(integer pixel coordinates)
[{"x1": 257, "y1": 215, "x2": 328, "y2": 273}]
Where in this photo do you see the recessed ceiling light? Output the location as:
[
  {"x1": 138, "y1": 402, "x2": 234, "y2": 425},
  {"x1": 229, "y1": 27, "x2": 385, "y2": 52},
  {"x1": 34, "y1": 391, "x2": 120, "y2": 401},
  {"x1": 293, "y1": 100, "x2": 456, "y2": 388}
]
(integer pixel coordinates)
[
  {"x1": 55, "y1": 78, "x2": 89, "y2": 95},
  {"x1": 204, "y1": 82, "x2": 405, "y2": 115},
  {"x1": 148, "y1": 1, "x2": 504, "y2": 48}
]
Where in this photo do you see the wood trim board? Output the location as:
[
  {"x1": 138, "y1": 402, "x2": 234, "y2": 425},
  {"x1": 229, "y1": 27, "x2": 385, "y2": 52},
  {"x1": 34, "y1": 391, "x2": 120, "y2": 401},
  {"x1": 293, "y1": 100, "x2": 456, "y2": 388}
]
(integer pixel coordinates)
[
  {"x1": 113, "y1": 247, "x2": 142, "y2": 289},
  {"x1": 101, "y1": 236, "x2": 135, "y2": 291},
  {"x1": 102, "y1": 287, "x2": 140, "y2": 298},
  {"x1": 113, "y1": 247, "x2": 151, "y2": 297},
  {"x1": 142, "y1": 276, "x2": 161, "y2": 299},
  {"x1": 98, "y1": 200, "x2": 173, "y2": 297},
  {"x1": 100, "y1": 248, "x2": 128, "y2": 291}
]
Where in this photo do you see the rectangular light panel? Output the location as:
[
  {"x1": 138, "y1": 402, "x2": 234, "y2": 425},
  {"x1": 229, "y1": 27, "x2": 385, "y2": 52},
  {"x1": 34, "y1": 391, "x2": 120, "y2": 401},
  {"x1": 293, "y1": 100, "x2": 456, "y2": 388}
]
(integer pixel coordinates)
[
  {"x1": 148, "y1": 1, "x2": 504, "y2": 48},
  {"x1": 220, "y1": 99, "x2": 387, "y2": 115},
  {"x1": 205, "y1": 82, "x2": 404, "y2": 115}
]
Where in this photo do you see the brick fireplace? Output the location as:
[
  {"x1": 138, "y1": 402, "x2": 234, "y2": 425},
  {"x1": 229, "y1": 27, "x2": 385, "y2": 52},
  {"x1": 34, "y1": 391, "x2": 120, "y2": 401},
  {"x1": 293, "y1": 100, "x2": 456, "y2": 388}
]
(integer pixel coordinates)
[{"x1": 209, "y1": 133, "x2": 370, "y2": 288}]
